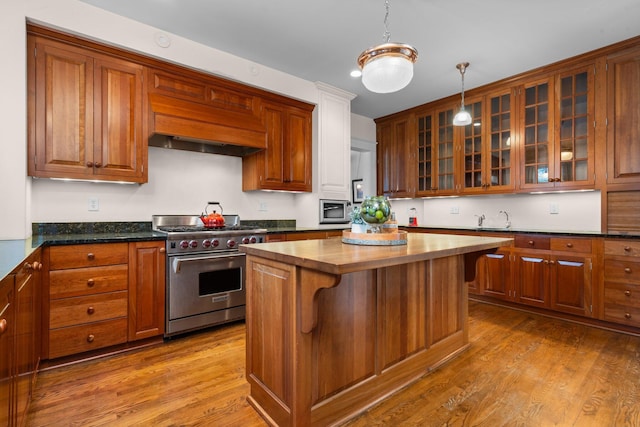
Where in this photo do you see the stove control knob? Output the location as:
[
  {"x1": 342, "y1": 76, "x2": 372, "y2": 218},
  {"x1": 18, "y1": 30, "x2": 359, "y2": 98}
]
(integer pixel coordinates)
[
  {"x1": 189, "y1": 240, "x2": 198, "y2": 249},
  {"x1": 227, "y1": 239, "x2": 236, "y2": 249},
  {"x1": 202, "y1": 239, "x2": 211, "y2": 248},
  {"x1": 241, "y1": 237, "x2": 250, "y2": 244},
  {"x1": 179, "y1": 240, "x2": 189, "y2": 249},
  {"x1": 250, "y1": 236, "x2": 257, "y2": 244},
  {"x1": 212, "y1": 239, "x2": 220, "y2": 247}
]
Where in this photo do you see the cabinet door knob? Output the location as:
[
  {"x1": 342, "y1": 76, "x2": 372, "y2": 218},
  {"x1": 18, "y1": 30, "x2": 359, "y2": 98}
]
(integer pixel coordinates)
[
  {"x1": 0, "y1": 318, "x2": 7, "y2": 335},
  {"x1": 160, "y1": 247, "x2": 166, "y2": 253},
  {"x1": 625, "y1": 290, "x2": 631, "y2": 297},
  {"x1": 624, "y1": 246, "x2": 631, "y2": 252},
  {"x1": 625, "y1": 267, "x2": 632, "y2": 274},
  {"x1": 87, "y1": 334, "x2": 95, "y2": 343},
  {"x1": 87, "y1": 253, "x2": 95, "y2": 260},
  {"x1": 24, "y1": 262, "x2": 33, "y2": 271},
  {"x1": 87, "y1": 306, "x2": 95, "y2": 315},
  {"x1": 87, "y1": 279, "x2": 95, "y2": 287},
  {"x1": 86, "y1": 161, "x2": 94, "y2": 167},
  {"x1": 94, "y1": 162, "x2": 102, "y2": 168},
  {"x1": 566, "y1": 243, "x2": 573, "y2": 248},
  {"x1": 528, "y1": 240, "x2": 534, "y2": 246},
  {"x1": 625, "y1": 313, "x2": 632, "y2": 320}
]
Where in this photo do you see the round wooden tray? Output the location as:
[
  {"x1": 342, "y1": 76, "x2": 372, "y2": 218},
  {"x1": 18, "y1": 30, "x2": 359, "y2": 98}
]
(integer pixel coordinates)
[{"x1": 342, "y1": 229, "x2": 408, "y2": 246}]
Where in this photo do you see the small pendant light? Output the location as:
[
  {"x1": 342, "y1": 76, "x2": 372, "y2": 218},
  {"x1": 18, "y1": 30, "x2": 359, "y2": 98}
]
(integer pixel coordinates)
[{"x1": 453, "y1": 62, "x2": 472, "y2": 126}]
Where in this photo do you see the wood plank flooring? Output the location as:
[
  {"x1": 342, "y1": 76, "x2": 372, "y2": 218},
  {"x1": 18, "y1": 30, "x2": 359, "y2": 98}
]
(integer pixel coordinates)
[{"x1": 27, "y1": 301, "x2": 640, "y2": 426}]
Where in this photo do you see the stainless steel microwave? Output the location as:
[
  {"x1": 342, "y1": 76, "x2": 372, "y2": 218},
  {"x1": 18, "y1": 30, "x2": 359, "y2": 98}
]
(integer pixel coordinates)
[{"x1": 319, "y1": 199, "x2": 350, "y2": 224}]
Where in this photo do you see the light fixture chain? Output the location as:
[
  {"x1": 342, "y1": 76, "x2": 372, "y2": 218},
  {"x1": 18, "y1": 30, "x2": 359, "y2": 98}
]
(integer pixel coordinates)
[{"x1": 383, "y1": 0, "x2": 391, "y2": 43}]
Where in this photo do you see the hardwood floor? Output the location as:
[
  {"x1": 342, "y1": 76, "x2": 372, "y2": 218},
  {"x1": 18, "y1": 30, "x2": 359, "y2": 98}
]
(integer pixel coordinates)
[{"x1": 28, "y1": 301, "x2": 640, "y2": 426}]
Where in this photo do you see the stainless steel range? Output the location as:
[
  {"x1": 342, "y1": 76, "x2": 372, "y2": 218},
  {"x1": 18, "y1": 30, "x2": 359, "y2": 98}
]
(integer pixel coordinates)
[{"x1": 152, "y1": 213, "x2": 267, "y2": 337}]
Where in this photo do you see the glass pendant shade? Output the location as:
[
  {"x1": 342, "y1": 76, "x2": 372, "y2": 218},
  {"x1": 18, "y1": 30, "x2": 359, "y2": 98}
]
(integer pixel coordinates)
[
  {"x1": 453, "y1": 62, "x2": 471, "y2": 126},
  {"x1": 453, "y1": 108, "x2": 472, "y2": 126},
  {"x1": 358, "y1": 43, "x2": 417, "y2": 93}
]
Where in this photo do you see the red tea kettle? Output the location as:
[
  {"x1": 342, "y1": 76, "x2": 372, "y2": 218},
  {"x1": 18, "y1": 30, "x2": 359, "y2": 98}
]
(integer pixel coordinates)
[{"x1": 200, "y1": 202, "x2": 225, "y2": 228}]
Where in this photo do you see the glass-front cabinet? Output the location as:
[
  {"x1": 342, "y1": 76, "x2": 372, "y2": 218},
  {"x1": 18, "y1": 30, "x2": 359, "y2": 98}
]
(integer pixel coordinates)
[{"x1": 520, "y1": 65, "x2": 595, "y2": 190}]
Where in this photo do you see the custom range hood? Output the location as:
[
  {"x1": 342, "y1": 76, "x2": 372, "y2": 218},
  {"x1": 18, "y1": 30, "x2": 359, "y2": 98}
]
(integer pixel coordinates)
[{"x1": 147, "y1": 92, "x2": 267, "y2": 157}]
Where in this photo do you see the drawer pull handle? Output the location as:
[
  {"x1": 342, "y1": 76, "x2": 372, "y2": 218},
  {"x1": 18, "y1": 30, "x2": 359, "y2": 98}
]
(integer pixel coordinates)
[
  {"x1": 625, "y1": 313, "x2": 632, "y2": 320},
  {"x1": 625, "y1": 290, "x2": 631, "y2": 297},
  {"x1": 87, "y1": 334, "x2": 95, "y2": 343},
  {"x1": 625, "y1": 268, "x2": 632, "y2": 274},
  {"x1": 87, "y1": 306, "x2": 95, "y2": 315},
  {"x1": 566, "y1": 243, "x2": 573, "y2": 248},
  {"x1": 624, "y1": 246, "x2": 631, "y2": 252},
  {"x1": 87, "y1": 279, "x2": 95, "y2": 287},
  {"x1": 87, "y1": 253, "x2": 95, "y2": 260},
  {"x1": 528, "y1": 240, "x2": 534, "y2": 246},
  {"x1": 0, "y1": 318, "x2": 7, "y2": 335}
]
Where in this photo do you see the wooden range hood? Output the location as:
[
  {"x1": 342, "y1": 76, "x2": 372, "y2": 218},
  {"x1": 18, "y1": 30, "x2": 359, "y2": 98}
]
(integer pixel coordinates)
[{"x1": 147, "y1": 91, "x2": 267, "y2": 157}]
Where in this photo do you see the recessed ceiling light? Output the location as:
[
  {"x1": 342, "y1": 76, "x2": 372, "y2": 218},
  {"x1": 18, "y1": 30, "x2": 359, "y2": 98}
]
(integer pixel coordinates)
[{"x1": 350, "y1": 70, "x2": 362, "y2": 78}]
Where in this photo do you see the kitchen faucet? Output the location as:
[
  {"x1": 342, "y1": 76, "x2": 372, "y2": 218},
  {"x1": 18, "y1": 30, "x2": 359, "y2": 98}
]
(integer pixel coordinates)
[
  {"x1": 499, "y1": 210, "x2": 511, "y2": 229},
  {"x1": 475, "y1": 214, "x2": 486, "y2": 227}
]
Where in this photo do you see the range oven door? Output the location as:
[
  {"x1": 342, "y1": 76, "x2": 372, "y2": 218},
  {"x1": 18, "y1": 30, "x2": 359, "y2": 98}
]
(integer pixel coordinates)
[{"x1": 167, "y1": 252, "x2": 246, "y2": 332}]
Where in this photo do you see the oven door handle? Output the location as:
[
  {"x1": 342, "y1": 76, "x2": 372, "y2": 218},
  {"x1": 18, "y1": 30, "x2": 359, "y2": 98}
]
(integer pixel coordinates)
[{"x1": 172, "y1": 252, "x2": 245, "y2": 273}]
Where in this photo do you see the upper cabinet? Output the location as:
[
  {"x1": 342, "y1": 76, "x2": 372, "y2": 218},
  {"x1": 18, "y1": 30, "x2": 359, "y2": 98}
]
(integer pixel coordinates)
[
  {"x1": 242, "y1": 98, "x2": 314, "y2": 192},
  {"x1": 317, "y1": 83, "x2": 356, "y2": 200},
  {"x1": 376, "y1": 115, "x2": 415, "y2": 198},
  {"x1": 376, "y1": 46, "x2": 609, "y2": 196},
  {"x1": 27, "y1": 35, "x2": 147, "y2": 183},
  {"x1": 606, "y1": 45, "x2": 640, "y2": 186},
  {"x1": 519, "y1": 65, "x2": 595, "y2": 191}
]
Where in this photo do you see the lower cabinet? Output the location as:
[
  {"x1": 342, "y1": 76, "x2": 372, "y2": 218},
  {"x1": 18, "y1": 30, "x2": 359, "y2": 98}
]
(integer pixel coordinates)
[
  {"x1": 460, "y1": 231, "x2": 595, "y2": 318},
  {"x1": 266, "y1": 230, "x2": 343, "y2": 242},
  {"x1": 603, "y1": 239, "x2": 640, "y2": 327},
  {"x1": 43, "y1": 241, "x2": 165, "y2": 360},
  {"x1": 128, "y1": 241, "x2": 166, "y2": 340},
  {"x1": 0, "y1": 249, "x2": 42, "y2": 427}
]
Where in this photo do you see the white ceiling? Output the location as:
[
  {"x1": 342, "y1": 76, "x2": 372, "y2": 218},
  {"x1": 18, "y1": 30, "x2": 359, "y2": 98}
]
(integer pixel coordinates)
[{"x1": 80, "y1": 0, "x2": 640, "y2": 119}]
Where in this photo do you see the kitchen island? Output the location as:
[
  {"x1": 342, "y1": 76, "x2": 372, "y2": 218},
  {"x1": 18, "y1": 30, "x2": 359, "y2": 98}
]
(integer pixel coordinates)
[{"x1": 240, "y1": 233, "x2": 511, "y2": 426}]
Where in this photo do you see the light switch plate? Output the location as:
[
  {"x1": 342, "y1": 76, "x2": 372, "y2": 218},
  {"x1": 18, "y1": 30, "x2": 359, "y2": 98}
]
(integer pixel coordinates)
[
  {"x1": 549, "y1": 203, "x2": 559, "y2": 214},
  {"x1": 88, "y1": 197, "x2": 99, "y2": 211}
]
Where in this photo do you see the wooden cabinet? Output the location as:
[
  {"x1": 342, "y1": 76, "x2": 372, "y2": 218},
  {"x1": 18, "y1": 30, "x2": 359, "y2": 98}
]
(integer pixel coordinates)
[
  {"x1": 45, "y1": 243, "x2": 129, "y2": 359},
  {"x1": 43, "y1": 241, "x2": 166, "y2": 360},
  {"x1": 243, "y1": 99, "x2": 313, "y2": 192},
  {"x1": 511, "y1": 236, "x2": 592, "y2": 315},
  {"x1": 14, "y1": 252, "x2": 42, "y2": 426},
  {"x1": 470, "y1": 233, "x2": 593, "y2": 317},
  {"x1": 0, "y1": 249, "x2": 42, "y2": 427},
  {"x1": 27, "y1": 34, "x2": 147, "y2": 183},
  {"x1": 0, "y1": 274, "x2": 14, "y2": 426},
  {"x1": 266, "y1": 230, "x2": 343, "y2": 242},
  {"x1": 519, "y1": 65, "x2": 596, "y2": 191},
  {"x1": 128, "y1": 241, "x2": 166, "y2": 340},
  {"x1": 603, "y1": 240, "x2": 640, "y2": 327},
  {"x1": 606, "y1": 46, "x2": 640, "y2": 185},
  {"x1": 376, "y1": 115, "x2": 415, "y2": 197}
]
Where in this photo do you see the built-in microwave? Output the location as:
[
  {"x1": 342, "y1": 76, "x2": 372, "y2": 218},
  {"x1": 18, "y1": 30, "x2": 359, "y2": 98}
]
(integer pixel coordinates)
[{"x1": 319, "y1": 199, "x2": 350, "y2": 224}]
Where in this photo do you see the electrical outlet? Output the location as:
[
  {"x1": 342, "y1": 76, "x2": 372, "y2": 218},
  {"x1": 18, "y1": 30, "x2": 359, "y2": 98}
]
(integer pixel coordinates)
[
  {"x1": 549, "y1": 203, "x2": 559, "y2": 214},
  {"x1": 88, "y1": 197, "x2": 99, "y2": 211},
  {"x1": 450, "y1": 206, "x2": 459, "y2": 214},
  {"x1": 258, "y1": 202, "x2": 268, "y2": 212}
]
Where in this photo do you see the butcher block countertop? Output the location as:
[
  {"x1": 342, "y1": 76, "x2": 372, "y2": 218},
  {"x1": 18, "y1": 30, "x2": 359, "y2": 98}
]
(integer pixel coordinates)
[{"x1": 240, "y1": 232, "x2": 512, "y2": 275}]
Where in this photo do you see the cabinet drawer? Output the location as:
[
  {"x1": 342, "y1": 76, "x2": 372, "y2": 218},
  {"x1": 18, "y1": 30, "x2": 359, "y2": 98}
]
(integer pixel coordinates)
[
  {"x1": 49, "y1": 291, "x2": 128, "y2": 329},
  {"x1": 604, "y1": 240, "x2": 640, "y2": 258},
  {"x1": 514, "y1": 235, "x2": 550, "y2": 250},
  {"x1": 49, "y1": 264, "x2": 128, "y2": 299},
  {"x1": 550, "y1": 237, "x2": 592, "y2": 253},
  {"x1": 48, "y1": 318, "x2": 128, "y2": 359},
  {"x1": 604, "y1": 259, "x2": 640, "y2": 283},
  {"x1": 604, "y1": 281, "x2": 640, "y2": 305},
  {"x1": 604, "y1": 302, "x2": 640, "y2": 328},
  {"x1": 49, "y1": 243, "x2": 129, "y2": 270}
]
